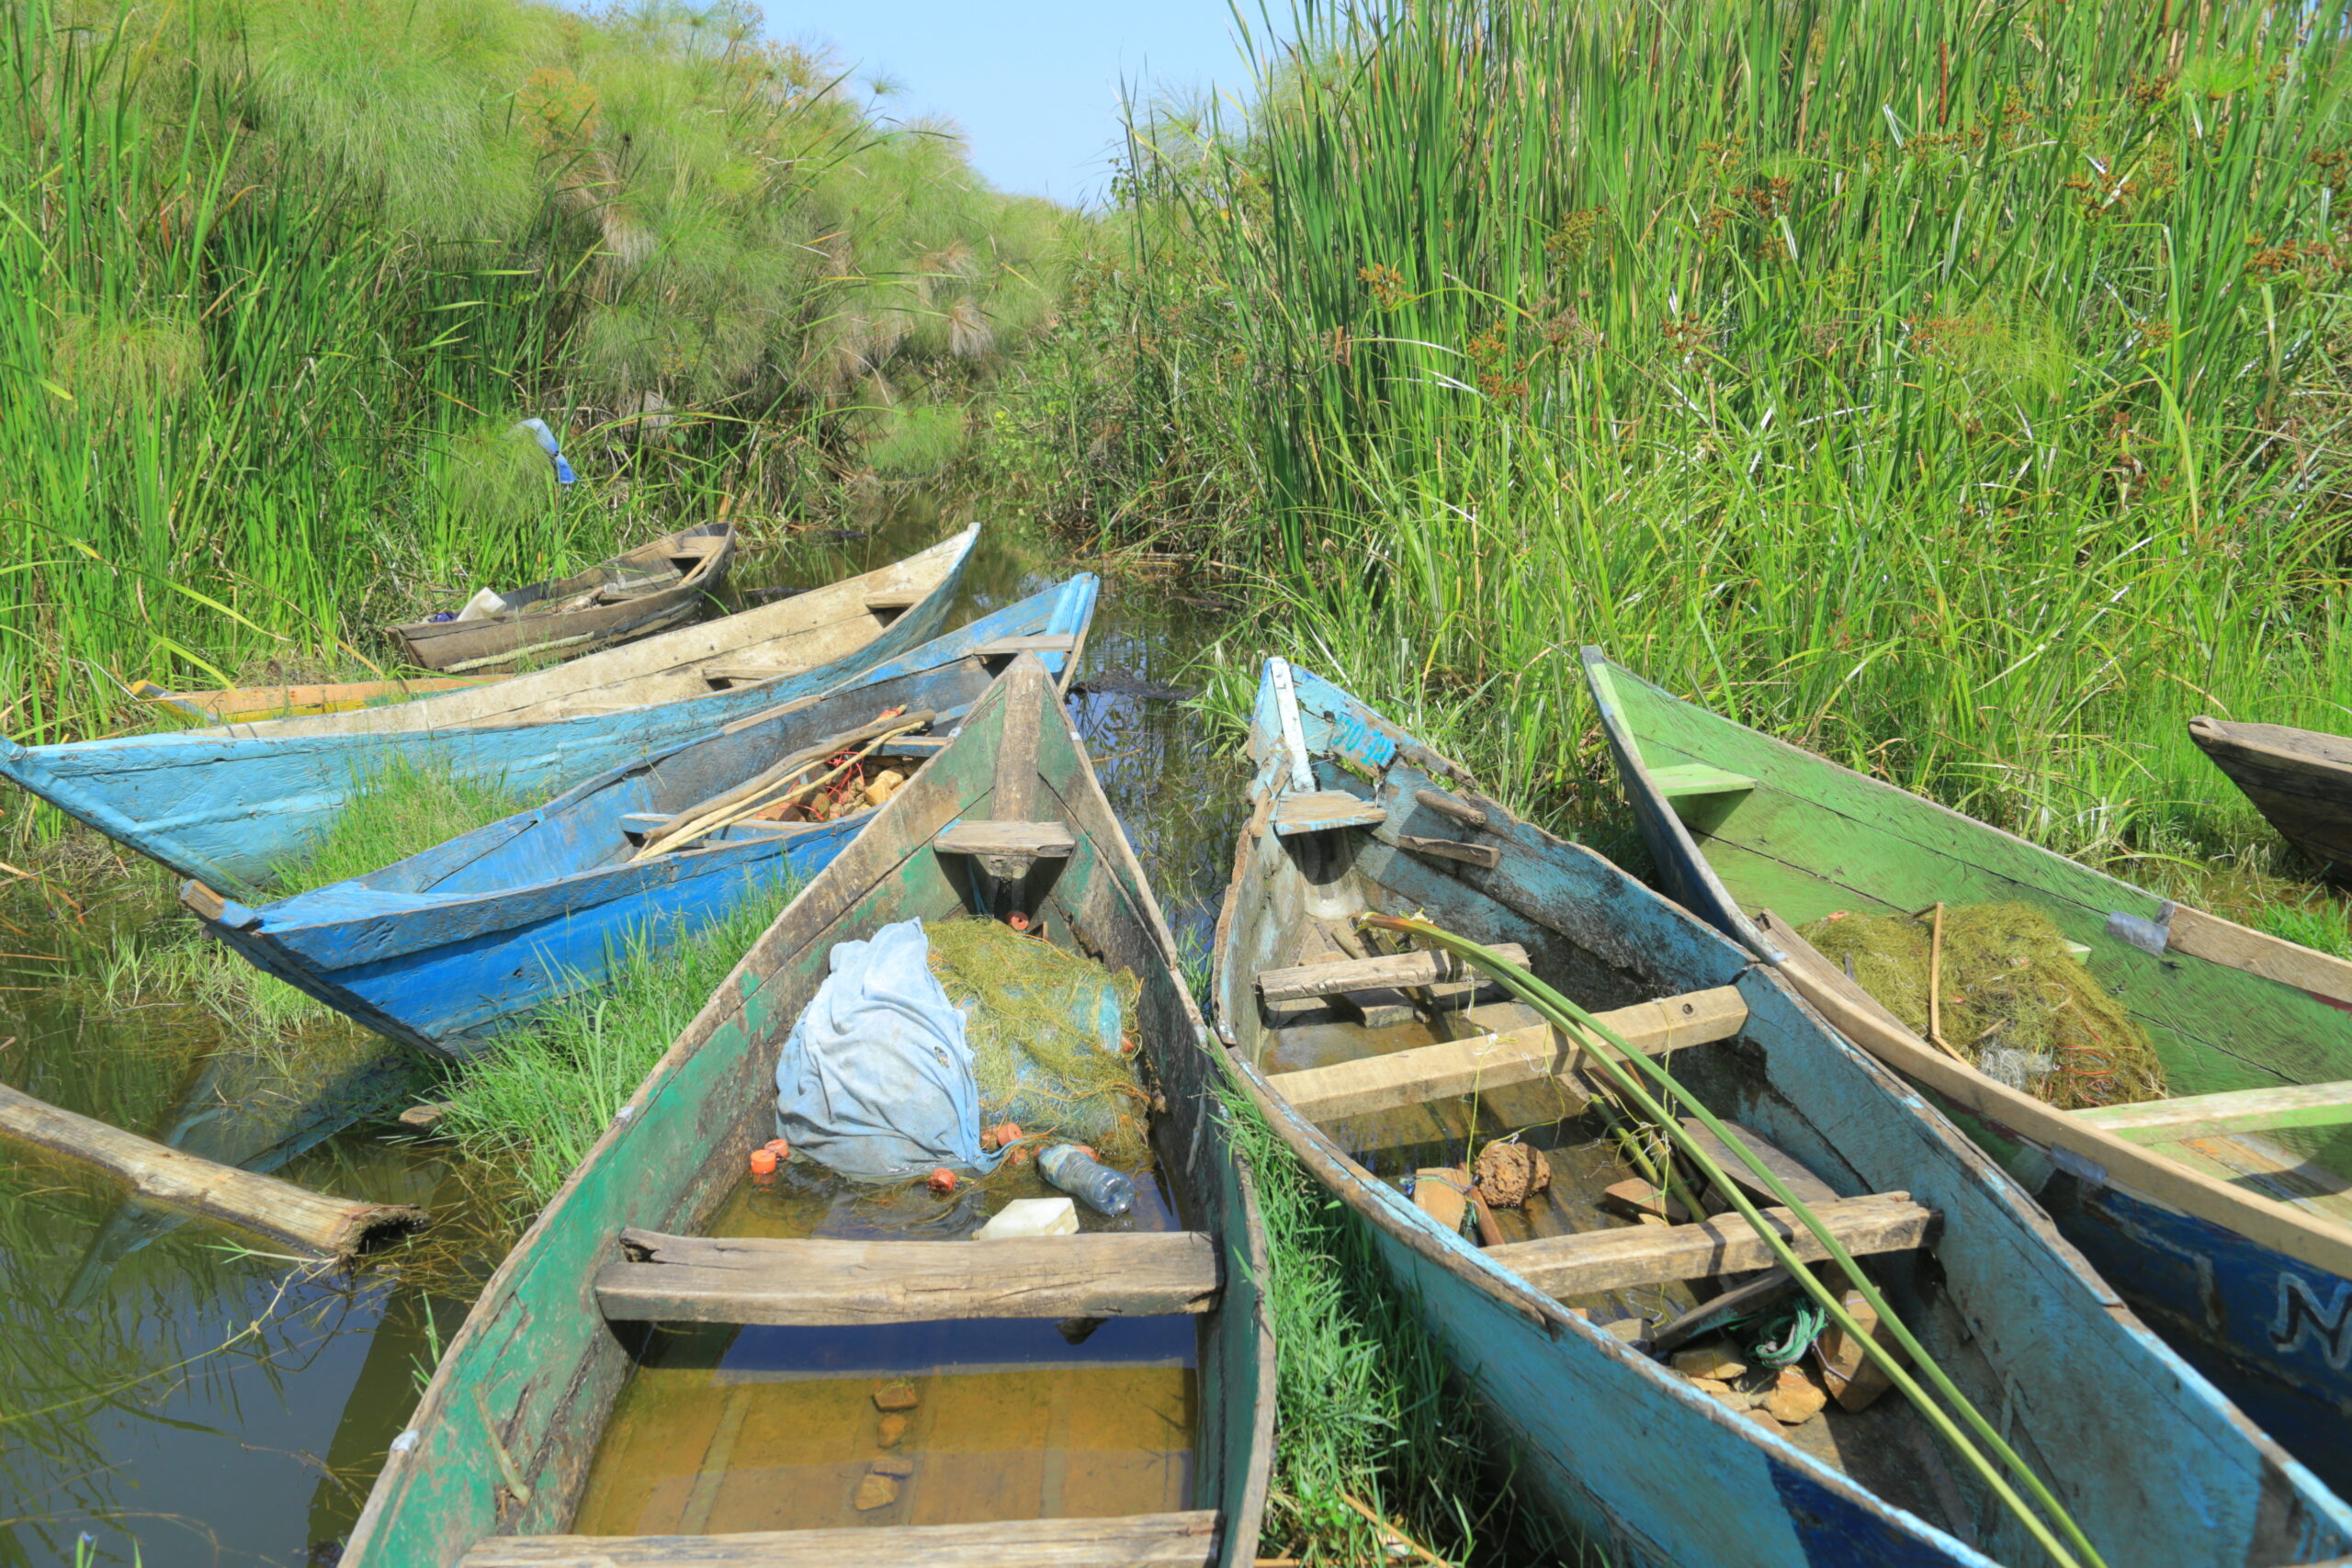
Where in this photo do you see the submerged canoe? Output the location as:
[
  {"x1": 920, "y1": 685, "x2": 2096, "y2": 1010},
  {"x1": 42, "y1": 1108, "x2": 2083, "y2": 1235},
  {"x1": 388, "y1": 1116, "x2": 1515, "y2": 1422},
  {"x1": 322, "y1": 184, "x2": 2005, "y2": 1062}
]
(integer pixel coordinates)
[
  {"x1": 2189, "y1": 716, "x2": 2352, "y2": 881},
  {"x1": 388, "y1": 521, "x2": 738, "y2": 673},
  {"x1": 185, "y1": 577, "x2": 1101, "y2": 1056},
  {"x1": 0, "y1": 528, "x2": 978, "y2": 893},
  {"x1": 134, "y1": 676, "x2": 504, "y2": 725},
  {"x1": 1586, "y1": 648, "x2": 2352, "y2": 1493},
  {"x1": 343, "y1": 656, "x2": 1274, "y2": 1567},
  {"x1": 1213, "y1": 657, "x2": 2351, "y2": 1566}
]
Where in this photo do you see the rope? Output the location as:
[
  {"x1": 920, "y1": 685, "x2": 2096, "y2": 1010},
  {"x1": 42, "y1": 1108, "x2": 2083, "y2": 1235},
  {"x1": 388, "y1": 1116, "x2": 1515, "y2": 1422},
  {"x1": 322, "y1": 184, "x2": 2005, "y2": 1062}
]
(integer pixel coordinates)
[{"x1": 1740, "y1": 1299, "x2": 1829, "y2": 1367}]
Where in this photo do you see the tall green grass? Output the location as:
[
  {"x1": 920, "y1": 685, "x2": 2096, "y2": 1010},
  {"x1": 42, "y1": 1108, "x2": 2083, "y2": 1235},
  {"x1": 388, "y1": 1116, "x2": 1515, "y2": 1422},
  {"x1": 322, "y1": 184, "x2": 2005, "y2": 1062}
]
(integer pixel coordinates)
[
  {"x1": 1064, "y1": 0, "x2": 2352, "y2": 901},
  {"x1": 0, "y1": 0, "x2": 1084, "y2": 750}
]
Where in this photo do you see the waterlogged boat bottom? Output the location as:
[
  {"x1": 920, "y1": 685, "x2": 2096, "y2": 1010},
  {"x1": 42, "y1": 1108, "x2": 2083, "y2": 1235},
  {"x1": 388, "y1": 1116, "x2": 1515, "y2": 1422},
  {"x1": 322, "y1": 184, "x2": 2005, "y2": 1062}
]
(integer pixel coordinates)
[{"x1": 572, "y1": 1159, "x2": 1202, "y2": 1536}]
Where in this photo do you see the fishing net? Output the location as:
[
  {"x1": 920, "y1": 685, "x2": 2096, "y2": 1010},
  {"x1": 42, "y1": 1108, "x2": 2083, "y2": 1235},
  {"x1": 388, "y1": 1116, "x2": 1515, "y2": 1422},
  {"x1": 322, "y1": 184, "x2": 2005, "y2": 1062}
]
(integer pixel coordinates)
[
  {"x1": 1800, "y1": 902, "x2": 2167, "y2": 1110},
  {"x1": 923, "y1": 919, "x2": 1150, "y2": 1164}
]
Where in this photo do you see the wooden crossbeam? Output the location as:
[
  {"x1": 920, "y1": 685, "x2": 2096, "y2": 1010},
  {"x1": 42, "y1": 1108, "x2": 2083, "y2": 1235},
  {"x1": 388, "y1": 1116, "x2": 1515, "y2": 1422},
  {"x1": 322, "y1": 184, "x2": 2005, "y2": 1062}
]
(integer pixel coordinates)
[
  {"x1": 1678, "y1": 1119, "x2": 1842, "y2": 1208},
  {"x1": 1272, "y1": 790, "x2": 1386, "y2": 836},
  {"x1": 460, "y1": 1509, "x2": 1223, "y2": 1567},
  {"x1": 1647, "y1": 761, "x2": 1757, "y2": 800},
  {"x1": 1256, "y1": 944, "x2": 1531, "y2": 1003},
  {"x1": 597, "y1": 1229, "x2": 1220, "y2": 1325},
  {"x1": 865, "y1": 588, "x2": 925, "y2": 610},
  {"x1": 974, "y1": 633, "x2": 1079, "y2": 658},
  {"x1": 702, "y1": 662, "x2": 786, "y2": 685},
  {"x1": 1265, "y1": 986, "x2": 1748, "y2": 1123},
  {"x1": 2074, "y1": 1078, "x2": 2352, "y2": 1144},
  {"x1": 1487, "y1": 1193, "x2": 1935, "y2": 1297},
  {"x1": 933, "y1": 819, "x2": 1077, "y2": 859}
]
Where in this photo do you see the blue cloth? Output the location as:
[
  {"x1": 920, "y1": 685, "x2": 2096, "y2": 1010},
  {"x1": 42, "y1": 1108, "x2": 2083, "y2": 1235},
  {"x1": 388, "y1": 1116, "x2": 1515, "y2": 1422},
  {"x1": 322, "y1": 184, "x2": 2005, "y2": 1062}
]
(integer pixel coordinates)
[
  {"x1": 514, "y1": 418, "x2": 577, "y2": 486},
  {"x1": 774, "y1": 919, "x2": 1001, "y2": 1181}
]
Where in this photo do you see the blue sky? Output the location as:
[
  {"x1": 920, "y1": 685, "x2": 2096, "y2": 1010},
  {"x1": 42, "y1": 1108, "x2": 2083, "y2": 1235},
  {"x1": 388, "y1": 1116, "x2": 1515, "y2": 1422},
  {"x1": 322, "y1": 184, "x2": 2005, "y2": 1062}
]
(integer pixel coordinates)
[{"x1": 762, "y1": 1, "x2": 1258, "y2": 204}]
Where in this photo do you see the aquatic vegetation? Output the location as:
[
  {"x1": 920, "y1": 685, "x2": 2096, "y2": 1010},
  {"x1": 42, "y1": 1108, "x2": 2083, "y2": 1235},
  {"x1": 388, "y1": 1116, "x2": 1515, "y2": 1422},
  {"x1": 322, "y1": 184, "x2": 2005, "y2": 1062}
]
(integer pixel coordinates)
[{"x1": 1055, "y1": 0, "x2": 2352, "y2": 907}]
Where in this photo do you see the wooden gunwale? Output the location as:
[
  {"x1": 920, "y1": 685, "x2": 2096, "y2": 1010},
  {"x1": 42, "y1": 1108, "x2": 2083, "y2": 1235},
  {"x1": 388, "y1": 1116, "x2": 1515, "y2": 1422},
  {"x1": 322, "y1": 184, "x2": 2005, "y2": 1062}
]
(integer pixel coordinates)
[
  {"x1": 2188, "y1": 714, "x2": 2352, "y2": 878},
  {"x1": 340, "y1": 658, "x2": 1273, "y2": 1568}
]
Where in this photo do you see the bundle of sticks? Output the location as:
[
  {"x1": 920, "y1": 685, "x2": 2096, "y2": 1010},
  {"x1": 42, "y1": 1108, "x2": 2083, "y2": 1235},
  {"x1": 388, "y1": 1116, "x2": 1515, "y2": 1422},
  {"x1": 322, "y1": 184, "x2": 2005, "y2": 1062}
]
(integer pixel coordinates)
[{"x1": 633, "y1": 708, "x2": 934, "y2": 862}]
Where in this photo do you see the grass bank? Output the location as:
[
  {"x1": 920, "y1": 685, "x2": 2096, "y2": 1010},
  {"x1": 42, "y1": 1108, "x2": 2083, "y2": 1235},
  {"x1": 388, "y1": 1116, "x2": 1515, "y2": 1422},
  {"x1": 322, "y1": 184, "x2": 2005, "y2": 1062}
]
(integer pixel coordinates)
[
  {"x1": 1031, "y1": 0, "x2": 2352, "y2": 932},
  {"x1": 0, "y1": 0, "x2": 1080, "y2": 750}
]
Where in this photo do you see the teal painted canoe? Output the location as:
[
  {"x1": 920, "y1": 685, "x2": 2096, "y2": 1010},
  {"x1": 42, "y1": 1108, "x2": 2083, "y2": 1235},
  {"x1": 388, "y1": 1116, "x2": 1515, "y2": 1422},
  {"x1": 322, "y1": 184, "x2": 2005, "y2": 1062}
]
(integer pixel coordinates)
[
  {"x1": 1586, "y1": 647, "x2": 2352, "y2": 1493},
  {"x1": 1214, "y1": 657, "x2": 2352, "y2": 1566},
  {"x1": 343, "y1": 657, "x2": 1274, "y2": 1568}
]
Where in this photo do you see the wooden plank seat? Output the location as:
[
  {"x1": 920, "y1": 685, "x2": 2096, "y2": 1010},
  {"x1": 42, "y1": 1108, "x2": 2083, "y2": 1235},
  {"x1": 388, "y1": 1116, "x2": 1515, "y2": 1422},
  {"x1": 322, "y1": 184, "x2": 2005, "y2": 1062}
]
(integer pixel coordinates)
[
  {"x1": 1272, "y1": 790, "x2": 1387, "y2": 836},
  {"x1": 933, "y1": 818, "x2": 1078, "y2": 859},
  {"x1": 459, "y1": 1508, "x2": 1223, "y2": 1567},
  {"x1": 701, "y1": 662, "x2": 789, "y2": 686},
  {"x1": 1256, "y1": 943, "x2": 1531, "y2": 1004},
  {"x1": 1266, "y1": 986, "x2": 1748, "y2": 1123},
  {"x1": 1678, "y1": 1118, "x2": 1842, "y2": 1208},
  {"x1": 2074, "y1": 1078, "x2": 2352, "y2": 1145},
  {"x1": 1647, "y1": 761, "x2": 1756, "y2": 800},
  {"x1": 596, "y1": 1229, "x2": 1221, "y2": 1325},
  {"x1": 973, "y1": 633, "x2": 1079, "y2": 658},
  {"x1": 1486, "y1": 1192, "x2": 1937, "y2": 1297},
  {"x1": 864, "y1": 587, "x2": 926, "y2": 612}
]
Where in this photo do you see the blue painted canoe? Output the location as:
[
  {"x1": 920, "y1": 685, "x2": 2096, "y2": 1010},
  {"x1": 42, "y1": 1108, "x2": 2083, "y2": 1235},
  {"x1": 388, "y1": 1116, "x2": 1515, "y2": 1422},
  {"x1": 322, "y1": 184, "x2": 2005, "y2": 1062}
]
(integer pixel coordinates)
[
  {"x1": 0, "y1": 529, "x2": 978, "y2": 893},
  {"x1": 182, "y1": 577, "x2": 1099, "y2": 1056},
  {"x1": 1211, "y1": 658, "x2": 2352, "y2": 1567},
  {"x1": 1585, "y1": 647, "x2": 2352, "y2": 1495}
]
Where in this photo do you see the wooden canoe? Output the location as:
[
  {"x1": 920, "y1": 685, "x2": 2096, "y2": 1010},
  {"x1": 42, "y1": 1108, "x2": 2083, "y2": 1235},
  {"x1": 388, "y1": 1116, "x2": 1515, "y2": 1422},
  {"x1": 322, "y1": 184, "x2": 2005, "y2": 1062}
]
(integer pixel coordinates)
[
  {"x1": 387, "y1": 522, "x2": 739, "y2": 673},
  {"x1": 183, "y1": 577, "x2": 1100, "y2": 1056},
  {"x1": 342, "y1": 656, "x2": 1275, "y2": 1568},
  {"x1": 1586, "y1": 647, "x2": 2352, "y2": 1494},
  {"x1": 2189, "y1": 715, "x2": 2352, "y2": 880},
  {"x1": 0, "y1": 527, "x2": 978, "y2": 893},
  {"x1": 135, "y1": 676, "x2": 505, "y2": 725},
  {"x1": 1213, "y1": 657, "x2": 2352, "y2": 1566}
]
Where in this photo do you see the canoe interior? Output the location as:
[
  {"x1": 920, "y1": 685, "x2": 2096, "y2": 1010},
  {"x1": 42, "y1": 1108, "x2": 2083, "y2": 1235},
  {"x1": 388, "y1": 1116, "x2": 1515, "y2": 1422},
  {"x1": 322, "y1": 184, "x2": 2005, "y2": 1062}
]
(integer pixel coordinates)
[
  {"x1": 343, "y1": 660, "x2": 1272, "y2": 1568},
  {"x1": 198, "y1": 598, "x2": 1088, "y2": 1055},
  {"x1": 136, "y1": 676, "x2": 506, "y2": 725},
  {"x1": 1211, "y1": 660, "x2": 2350, "y2": 1568},
  {"x1": 390, "y1": 522, "x2": 738, "y2": 673},
  {"x1": 1586, "y1": 654, "x2": 2352, "y2": 1201}
]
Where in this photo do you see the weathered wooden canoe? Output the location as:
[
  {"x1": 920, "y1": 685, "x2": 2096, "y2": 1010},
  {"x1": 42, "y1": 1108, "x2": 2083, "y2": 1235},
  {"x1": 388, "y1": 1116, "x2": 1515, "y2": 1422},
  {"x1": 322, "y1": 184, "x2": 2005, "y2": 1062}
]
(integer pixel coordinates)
[
  {"x1": 388, "y1": 522, "x2": 739, "y2": 673},
  {"x1": 0, "y1": 527, "x2": 978, "y2": 893},
  {"x1": 343, "y1": 656, "x2": 1274, "y2": 1568},
  {"x1": 184, "y1": 577, "x2": 1101, "y2": 1056},
  {"x1": 134, "y1": 675, "x2": 505, "y2": 725},
  {"x1": 1213, "y1": 657, "x2": 2352, "y2": 1566},
  {"x1": 1587, "y1": 648, "x2": 2352, "y2": 1495},
  {"x1": 2189, "y1": 716, "x2": 2352, "y2": 881}
]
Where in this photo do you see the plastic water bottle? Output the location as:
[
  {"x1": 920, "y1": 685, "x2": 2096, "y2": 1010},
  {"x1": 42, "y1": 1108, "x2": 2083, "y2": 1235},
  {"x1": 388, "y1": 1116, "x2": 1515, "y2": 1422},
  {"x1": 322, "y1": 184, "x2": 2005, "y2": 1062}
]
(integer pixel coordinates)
[{"x1": 1037, "y1": 1144, "x2": 1135, "y2": 1217}]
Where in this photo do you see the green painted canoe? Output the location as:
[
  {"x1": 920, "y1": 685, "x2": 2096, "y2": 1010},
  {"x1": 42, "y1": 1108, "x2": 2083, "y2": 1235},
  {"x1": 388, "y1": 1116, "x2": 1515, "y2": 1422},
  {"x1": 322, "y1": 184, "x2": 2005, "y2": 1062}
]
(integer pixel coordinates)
[
  {"x1": 1585, "y1": 647, "x2": 2352, "y2": 1491},
  {"x1": 342, "y1": 657, "x2": 1275, "y2": 1567}
]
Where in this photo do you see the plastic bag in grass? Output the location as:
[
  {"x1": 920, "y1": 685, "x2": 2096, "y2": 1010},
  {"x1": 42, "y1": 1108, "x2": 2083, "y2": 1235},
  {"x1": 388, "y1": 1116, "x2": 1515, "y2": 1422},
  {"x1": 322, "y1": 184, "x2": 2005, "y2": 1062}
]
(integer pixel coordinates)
[
  {"x1": 1799, "y1": 901, "x2": 2166, "y2": 1110},
  {"x1": 924, "y1": 917, "x2": 1150, "y2": 1164}
]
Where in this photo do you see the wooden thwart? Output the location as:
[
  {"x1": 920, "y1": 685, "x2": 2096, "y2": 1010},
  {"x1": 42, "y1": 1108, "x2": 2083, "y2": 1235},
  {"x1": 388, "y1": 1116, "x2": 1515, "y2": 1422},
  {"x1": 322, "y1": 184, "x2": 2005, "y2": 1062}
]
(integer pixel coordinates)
[
  {"x1": 2075, "y1": 1078, "x2": 2352, "y2": 1143},
  {"x1": 597, "y1": 1228, "x2": 1222, "y2": 1325},
  {"x1": 933, "y1": 818, "x2": 1078, "y2": 859},
  {"x1": 1396, "y1": 834, "x2": 1501, "y2": 870},
  {"x1": 459, "y1": 1508, "x2": 1222, "y2": 1567},
  {"x1": 973, "y1": 632, "x2": 1079, "y2": 658},
  {"x1": 1679, "y1": 1118, "x2": 1842, "y2": 1208},
  {"x1": 1256, "y1": 943, "x2": 1530, "y2": 1003},
  {"x1": 1272, "y1": 790, "x2": 1387, "y2": 836},
  {"x1": 1487, "y1": 1193, "x2": 1936, "y2": 1297},
  {"x1": 0, "y1": 1081, "x2": 423, "y2": 1257},
  {"x1": 1267, "y1": 987, "x2": 1747, "y2": 1123}
]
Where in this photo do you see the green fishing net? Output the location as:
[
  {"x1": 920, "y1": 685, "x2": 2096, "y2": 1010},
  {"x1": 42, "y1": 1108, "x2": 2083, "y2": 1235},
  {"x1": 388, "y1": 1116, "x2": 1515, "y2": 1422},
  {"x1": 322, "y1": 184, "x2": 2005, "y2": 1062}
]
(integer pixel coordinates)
[
  {"x1": 1800, "y1": 902, "x2": 2167, "y2": 1110},
  {"x1": 924, "y1": 919, "x2": 1150, "y2": 1163}
]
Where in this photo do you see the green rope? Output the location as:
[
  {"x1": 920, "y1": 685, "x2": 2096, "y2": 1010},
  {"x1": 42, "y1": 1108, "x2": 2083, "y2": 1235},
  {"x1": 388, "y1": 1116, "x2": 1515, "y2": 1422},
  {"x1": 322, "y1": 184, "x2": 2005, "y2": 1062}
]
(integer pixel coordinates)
[{"x1": 1740, "y1": 1300, "x2": 1828, "y2": 1367}]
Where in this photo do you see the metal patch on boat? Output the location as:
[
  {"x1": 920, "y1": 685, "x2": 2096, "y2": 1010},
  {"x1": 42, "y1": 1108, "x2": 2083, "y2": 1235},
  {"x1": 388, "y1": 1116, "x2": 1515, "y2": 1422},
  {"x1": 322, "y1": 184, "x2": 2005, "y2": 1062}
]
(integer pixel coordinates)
[
  {"x1": 2049, "y1": 1141, "x2": 2110, "y2": 1189},
  {"x1": 2105, "y1": 908, "x2": 2171, "y2": 957}
]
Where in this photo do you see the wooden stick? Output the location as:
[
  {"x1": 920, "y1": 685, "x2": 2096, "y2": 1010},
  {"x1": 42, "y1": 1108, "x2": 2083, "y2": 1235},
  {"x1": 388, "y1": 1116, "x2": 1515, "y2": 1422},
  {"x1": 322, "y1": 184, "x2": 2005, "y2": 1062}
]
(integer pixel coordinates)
[
  {"x1": 1921, "y1": 901, "x2": 1965, "y2": 1062},
  {"x1": 0, "y1": 1081, "x2": 424, "y2": 1256},
  {"x1": 634, "y1": 712, "x2": 931, "y2": 860}
]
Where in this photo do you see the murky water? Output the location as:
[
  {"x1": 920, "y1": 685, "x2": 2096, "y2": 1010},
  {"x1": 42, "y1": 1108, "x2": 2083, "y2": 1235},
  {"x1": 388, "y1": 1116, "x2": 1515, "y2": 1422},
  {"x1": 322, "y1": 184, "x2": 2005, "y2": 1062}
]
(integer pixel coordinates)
[{"x1": 0, "y1": 499, "x2": 1246, "y2": 1566}]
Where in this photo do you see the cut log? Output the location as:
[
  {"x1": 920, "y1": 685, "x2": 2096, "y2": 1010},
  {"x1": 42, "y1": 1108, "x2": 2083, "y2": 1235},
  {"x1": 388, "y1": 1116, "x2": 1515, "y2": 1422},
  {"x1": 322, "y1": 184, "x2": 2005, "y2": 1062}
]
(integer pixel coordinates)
[
  {"x1": 1256, "y1": 944, "x2": 1530, "y2": 1004},
  {"x1": 1678, "y1": 1119, "x2": 1843, "y2": 1208},
  {"x1": 933, "y1": 819, "x2": 1078, "y2": 859},
  {"x1": 1484, "y1": 1193, "x2": 1935, "y2": 1297},
  {"x1": 598, "y1": 1229, "x2": 1220, "y2": 1325},
  {"x1": 460, "y1": 1509, "x2": 1222, "y2": 1567},
  {"x1": 0, "y1": 1080, "x2": 424, "y2": 1257},
  {"x1": 2074, "y1": 1078, "x2": 2352, "y2": 1143},
  {"x1": 1265, "y1": 986, "x2": 1748, "y2": 1123},
  {"x1": 1272, "y1": 791, "x2": 1386, "y2": 837}
]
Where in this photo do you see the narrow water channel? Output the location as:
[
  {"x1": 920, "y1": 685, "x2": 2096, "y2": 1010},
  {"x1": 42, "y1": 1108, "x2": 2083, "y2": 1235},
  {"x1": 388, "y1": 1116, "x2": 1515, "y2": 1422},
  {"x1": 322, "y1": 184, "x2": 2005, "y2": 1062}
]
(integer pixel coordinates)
[{"x1": 0, "y1": 498, "x2": 1246, "y2": 1568}]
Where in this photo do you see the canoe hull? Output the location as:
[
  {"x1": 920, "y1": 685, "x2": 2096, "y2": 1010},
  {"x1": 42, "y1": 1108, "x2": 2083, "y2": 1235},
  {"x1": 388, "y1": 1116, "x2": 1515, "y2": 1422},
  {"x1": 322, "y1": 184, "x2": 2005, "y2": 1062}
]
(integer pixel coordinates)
[
  {"x1": 188, "y1": 579, "x2": 1100, "y2": 1055},
  {"x1": 389, "y1": 522, "x2": 738, "y2": 673},
  {"x1": 2189, "y1": 715, "x2": 2352, "y2": 880},
  {"x1": 1585, "y1": 649, "x2": 2352, "y2": 1493},
  {"x1": 342, "y1": 659, "x2": 1273, "y2": 1567},
  {"x1": 0, "y1": 533, "x2": 978, "y2": 893},
  {"x1": 136, "y1": 676, "x2": 505, "y2": 725},
  {"x1": 1215, "y1": 658, "x2": 2352, "y2": 1565}
]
